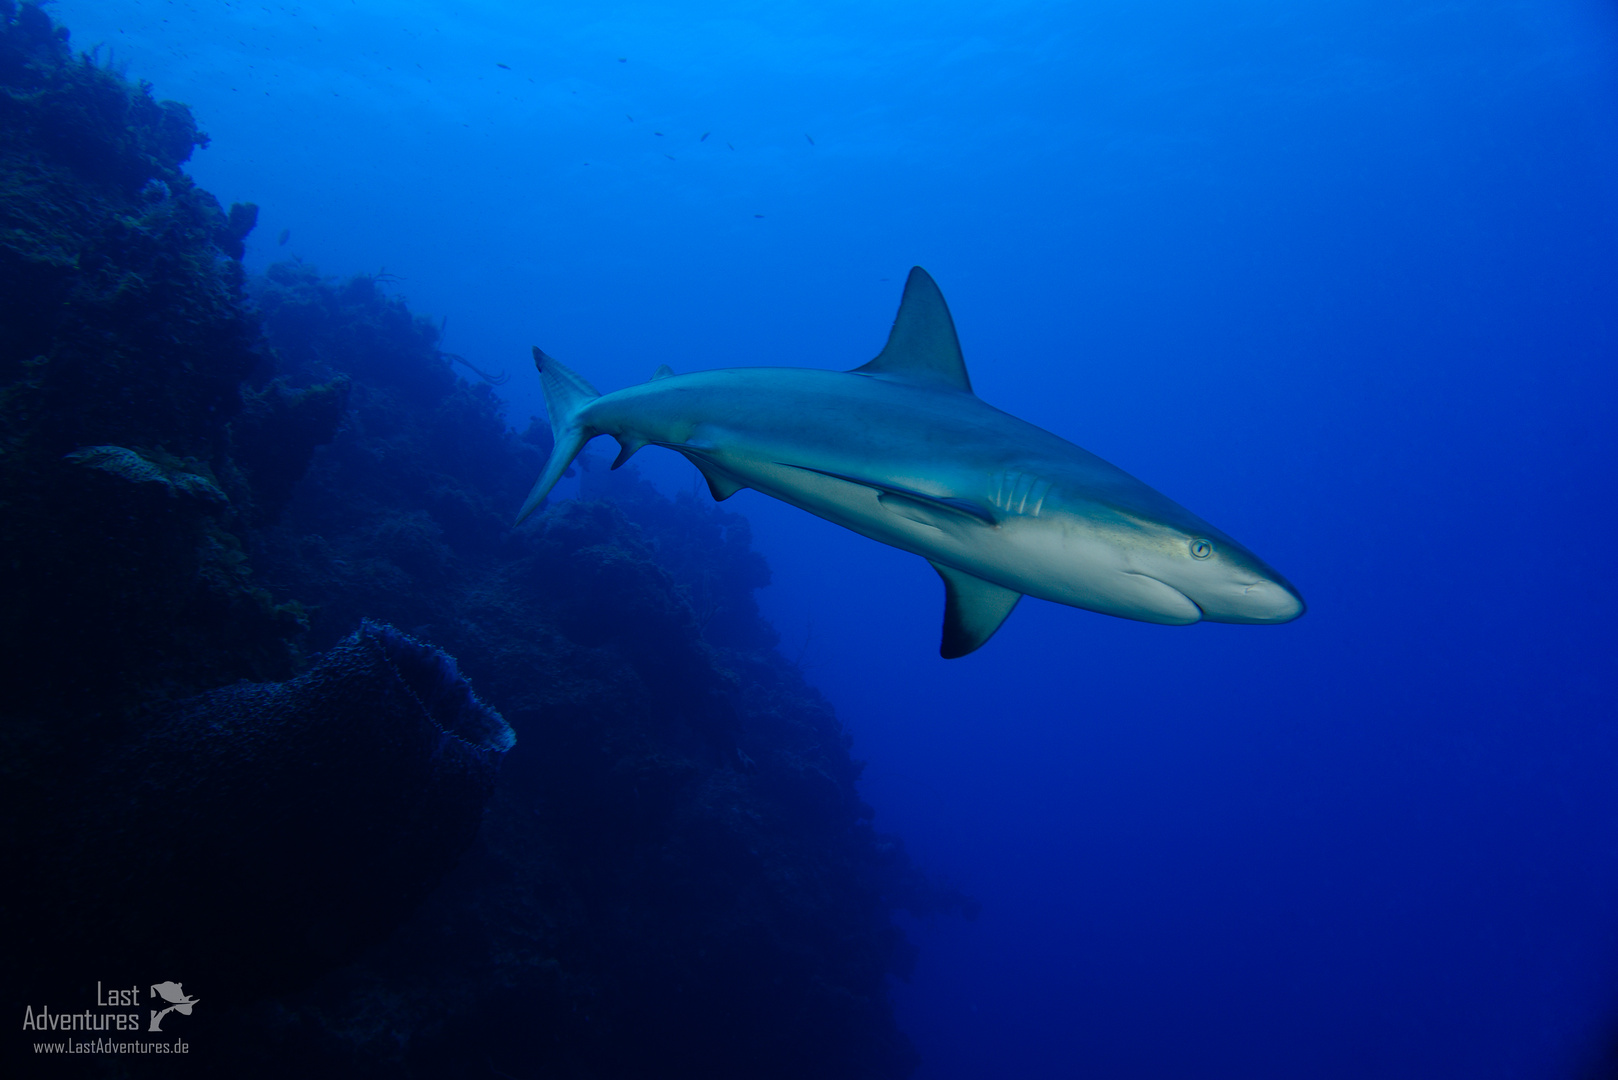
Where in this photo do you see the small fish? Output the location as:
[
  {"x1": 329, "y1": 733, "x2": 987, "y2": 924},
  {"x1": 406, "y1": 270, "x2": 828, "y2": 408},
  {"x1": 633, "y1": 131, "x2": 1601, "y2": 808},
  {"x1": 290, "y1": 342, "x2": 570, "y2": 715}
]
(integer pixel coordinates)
[
  {"x1": 496, "y1": 62, "x2": 510, "y2": 70},
  {"x1": 753, "y1": 214, "x2": 764, "y2": 218},
  {"x1": 805, "y1": 134, "x2": 815, "y2": 146},
  {"x1": 727, "y1": 142, "x2": 735, "y2": 150},
  {"x1": 700, "y1": 131, "x2": 710, "y2": 141},
  {"x1": 618, "y1": 57, "x2": 627, "y2": 63},
  {"x1": 626, "y1": 114, "x2": 634, "y2": 121},
  {"x1": 277, "y1": 228, "x2": 290, "y2": 246},
  {"x1": 654, "y1": 131, "x2": 663, "y2": 136},
  {"x1": 665, "y1": 154, "x2": 675, "y2": 160}
]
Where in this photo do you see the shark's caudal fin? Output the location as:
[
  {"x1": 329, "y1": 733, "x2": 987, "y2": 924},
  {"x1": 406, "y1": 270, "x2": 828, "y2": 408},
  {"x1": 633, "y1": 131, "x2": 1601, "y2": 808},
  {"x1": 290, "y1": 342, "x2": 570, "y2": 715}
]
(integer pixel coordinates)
[
  {"x1": 851, "y1": 267, "x2": 974, "y2": 394},
  {"x1": 516, "y1": 347, "x2": 600, "y2": 523}
]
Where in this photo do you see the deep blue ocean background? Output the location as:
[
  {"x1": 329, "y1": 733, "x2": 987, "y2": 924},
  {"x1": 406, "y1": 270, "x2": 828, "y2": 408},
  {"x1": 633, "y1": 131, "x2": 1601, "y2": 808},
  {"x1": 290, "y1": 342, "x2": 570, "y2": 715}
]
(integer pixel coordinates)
[{"x1": 51, "y1": 0, "x2": 1618, "y2": 1075}]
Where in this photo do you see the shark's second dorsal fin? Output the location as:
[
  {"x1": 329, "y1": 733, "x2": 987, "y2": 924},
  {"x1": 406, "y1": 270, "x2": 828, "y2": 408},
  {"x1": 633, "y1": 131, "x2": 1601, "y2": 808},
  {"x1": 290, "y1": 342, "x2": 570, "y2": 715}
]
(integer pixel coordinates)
[
  {"x1": 930, "y1": 561, "x2": 1021, "y2": 658},
  {"x1": 650, "y1": 364, "x2": 676, "y2": 381},
  {"x1": 851, "y1": 267, "x2": 973, "y2": 394}
]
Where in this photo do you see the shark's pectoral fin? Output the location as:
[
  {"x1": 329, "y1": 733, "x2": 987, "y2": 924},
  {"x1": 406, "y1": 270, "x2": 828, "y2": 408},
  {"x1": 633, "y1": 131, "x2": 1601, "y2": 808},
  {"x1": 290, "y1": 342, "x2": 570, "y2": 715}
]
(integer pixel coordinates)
[
  {"x1": 878, "y1": 491, "x2": 988, "y2": 532},
  {"x1": 850, "y1": 267, "x2": 974, "y2": 394},
  {"x1": 930, "y1": 561, "x2": 1022, "y2": 659}
]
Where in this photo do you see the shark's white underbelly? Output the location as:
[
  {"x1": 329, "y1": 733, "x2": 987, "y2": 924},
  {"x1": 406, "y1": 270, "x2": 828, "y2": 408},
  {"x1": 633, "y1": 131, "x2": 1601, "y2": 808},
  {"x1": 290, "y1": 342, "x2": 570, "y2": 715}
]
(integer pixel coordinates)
[{"x1": 704, "y1": 453, "x2": 1202, "y2": 625}]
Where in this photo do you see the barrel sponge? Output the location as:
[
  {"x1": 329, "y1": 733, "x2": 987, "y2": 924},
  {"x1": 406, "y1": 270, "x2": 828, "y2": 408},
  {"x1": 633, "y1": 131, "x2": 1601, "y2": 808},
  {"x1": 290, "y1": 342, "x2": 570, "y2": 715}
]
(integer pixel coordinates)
[
  {"x1": 21, "y1": 622, "x2": 514, "y2": 996},
  {"x1": 370, "y1": 619, "x2": 515, "y2": 754}
]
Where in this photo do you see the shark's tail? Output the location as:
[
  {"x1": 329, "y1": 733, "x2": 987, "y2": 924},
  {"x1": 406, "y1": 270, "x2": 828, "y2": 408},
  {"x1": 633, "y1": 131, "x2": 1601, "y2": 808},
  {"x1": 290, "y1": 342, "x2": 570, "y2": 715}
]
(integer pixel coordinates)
[{"x1": 517, "y1": 347, "x2": 600, "y2": 523}]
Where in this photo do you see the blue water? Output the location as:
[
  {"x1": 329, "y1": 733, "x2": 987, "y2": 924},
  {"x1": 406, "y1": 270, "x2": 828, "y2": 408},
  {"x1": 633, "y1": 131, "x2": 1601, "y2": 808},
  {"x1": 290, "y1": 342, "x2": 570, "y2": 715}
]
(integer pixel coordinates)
[{"x1": 58, "y1": 1, "x2": 1618, "y2": 1075}]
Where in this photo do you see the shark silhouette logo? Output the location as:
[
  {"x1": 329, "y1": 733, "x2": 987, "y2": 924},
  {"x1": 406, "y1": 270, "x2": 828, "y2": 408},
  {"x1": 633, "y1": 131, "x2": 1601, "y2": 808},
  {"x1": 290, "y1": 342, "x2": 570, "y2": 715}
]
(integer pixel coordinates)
[{"x1": 147, "y1": 982, "x2": 199, "y2": 1032}]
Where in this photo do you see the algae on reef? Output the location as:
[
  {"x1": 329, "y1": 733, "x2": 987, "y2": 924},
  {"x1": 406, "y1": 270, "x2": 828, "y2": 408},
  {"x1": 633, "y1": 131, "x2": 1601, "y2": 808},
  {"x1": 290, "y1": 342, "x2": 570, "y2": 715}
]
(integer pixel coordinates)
[{"x1": 0, "y1": 5, "x2": 973, "y2": 1078}]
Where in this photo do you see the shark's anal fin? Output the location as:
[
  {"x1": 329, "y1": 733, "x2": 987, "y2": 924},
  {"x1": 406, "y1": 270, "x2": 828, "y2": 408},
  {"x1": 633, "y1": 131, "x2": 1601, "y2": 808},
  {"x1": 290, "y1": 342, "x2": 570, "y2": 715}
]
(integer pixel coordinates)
[
  {"x1": 611, "y1": 435, "x2": 647, "y2": 469},
  {"x1": 851, "y1": 267, "x2": 973, "y2": 394},
  {"x1": 929, "y1": 561, "x2": 1022, "y2": 659}
]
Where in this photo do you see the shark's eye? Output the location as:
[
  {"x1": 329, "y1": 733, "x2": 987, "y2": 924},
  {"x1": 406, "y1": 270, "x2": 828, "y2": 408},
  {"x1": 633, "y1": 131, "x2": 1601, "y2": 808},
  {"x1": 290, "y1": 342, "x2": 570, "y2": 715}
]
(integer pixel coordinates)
[{"x1": 1189, "y1": 539, "x2": 1214, "y2": 560}]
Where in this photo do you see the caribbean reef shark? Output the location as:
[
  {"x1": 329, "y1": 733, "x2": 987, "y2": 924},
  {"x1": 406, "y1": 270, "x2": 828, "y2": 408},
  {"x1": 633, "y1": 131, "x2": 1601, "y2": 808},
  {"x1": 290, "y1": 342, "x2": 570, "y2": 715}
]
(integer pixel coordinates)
[{"x1": 518, "y1": 267, "x2": 1304, "y2": 657}]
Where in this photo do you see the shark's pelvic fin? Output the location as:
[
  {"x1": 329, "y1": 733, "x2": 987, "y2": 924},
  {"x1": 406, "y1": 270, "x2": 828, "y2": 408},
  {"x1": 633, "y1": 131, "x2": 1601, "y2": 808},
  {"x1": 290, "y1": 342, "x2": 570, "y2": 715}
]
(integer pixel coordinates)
[
  {"x1": 698, "y1": 465, "x2": 745, "y2": 501},
  {"x1": 650, "y1": 364, "x2": 676, "y2": 381},
  {"x1": 672, "y1": 448, "x2": 746, "y2": 500},
  {"x1": 517, "y1": 347, "x2": 600, "y2": 523},
  {"x1": 851, "y1": 267, "x2": 973, "y2": 394},
  {"x1": 930, "y1": 561, "x2": 1022, "y2": 658}
]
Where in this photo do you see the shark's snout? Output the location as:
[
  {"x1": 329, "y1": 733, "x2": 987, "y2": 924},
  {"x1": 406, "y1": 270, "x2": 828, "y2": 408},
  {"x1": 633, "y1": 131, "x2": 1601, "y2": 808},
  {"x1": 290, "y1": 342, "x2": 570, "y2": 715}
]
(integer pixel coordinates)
[{"x1": 1196, "y1": 575, "x2": 1306, "y2": 624}]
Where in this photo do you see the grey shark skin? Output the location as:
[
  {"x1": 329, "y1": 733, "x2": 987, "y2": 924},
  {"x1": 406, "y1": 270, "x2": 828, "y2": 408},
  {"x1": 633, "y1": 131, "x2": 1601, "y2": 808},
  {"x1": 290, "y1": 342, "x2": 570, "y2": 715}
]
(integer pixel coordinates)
[{"x1": 518, "y1": 267, "x2": 1304, "y2": 657}]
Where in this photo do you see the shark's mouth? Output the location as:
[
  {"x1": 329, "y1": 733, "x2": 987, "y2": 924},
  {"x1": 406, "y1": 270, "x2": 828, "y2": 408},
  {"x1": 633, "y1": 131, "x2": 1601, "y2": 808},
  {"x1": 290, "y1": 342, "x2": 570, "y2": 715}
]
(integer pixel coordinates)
[
  {"x1": 1172, "y1": 585, "x2": 1208, "y2": 619},
  {"x1": 1121, "y1": 572, "x2": 1204, "y2": 625}
]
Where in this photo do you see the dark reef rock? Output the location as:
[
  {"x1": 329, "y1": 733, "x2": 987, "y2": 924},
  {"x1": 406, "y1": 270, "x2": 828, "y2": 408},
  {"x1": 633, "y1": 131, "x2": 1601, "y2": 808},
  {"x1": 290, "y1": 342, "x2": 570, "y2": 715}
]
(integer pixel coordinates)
[
  {"x1": 0, "y1": 6, "x2": 972, "y2": 1078},
  {"x1": 231, "y1": 373, "x2": 352, "y2": 522},
  {"x1": 0, "y1": 2, "x2": 304, "y2": 720},
  {"x1": 231, "y1": 266, "x2": 972, "y2": 1079},
  {"x1": 12, "y1": 622, "x2": 514, "y2": 998}
]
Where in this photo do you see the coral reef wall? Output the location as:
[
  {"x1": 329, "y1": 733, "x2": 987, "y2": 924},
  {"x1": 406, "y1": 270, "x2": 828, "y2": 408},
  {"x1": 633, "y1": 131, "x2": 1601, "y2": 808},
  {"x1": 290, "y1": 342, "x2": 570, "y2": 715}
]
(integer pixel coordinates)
[
  {"x1": 0, "y1": 5, "x2": 972, "y2": 1078},
  {"x1": 0, "y1": 0, "x2": 302, "y2": 722},
  {"x1": 234, "y1": 241, "x2": 976, "y2": 1080},
  {"x1": 22, "y1": 622, "x2": 516, "y2": 998}
]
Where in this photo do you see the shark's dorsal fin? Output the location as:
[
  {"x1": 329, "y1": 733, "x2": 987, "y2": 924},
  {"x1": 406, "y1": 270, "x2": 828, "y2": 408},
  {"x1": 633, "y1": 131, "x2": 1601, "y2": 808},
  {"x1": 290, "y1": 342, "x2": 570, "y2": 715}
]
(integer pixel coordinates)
[
  {"x1": 650, "y1": 364, "x2": 676, "y2": 381},
  {"x1": 851, "y1": 267, "x2": 973, "y2": 394},
  {"x1": 929, "y1": 561, "x2": 1021, "y2": 658}
]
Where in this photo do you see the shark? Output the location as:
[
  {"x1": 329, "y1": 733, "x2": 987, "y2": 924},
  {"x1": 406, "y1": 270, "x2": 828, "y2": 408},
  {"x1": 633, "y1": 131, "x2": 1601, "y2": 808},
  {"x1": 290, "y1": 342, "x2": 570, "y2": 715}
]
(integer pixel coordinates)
[{"x1": 517, "y1": 267, "x2": 1305, "y2": 657}]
